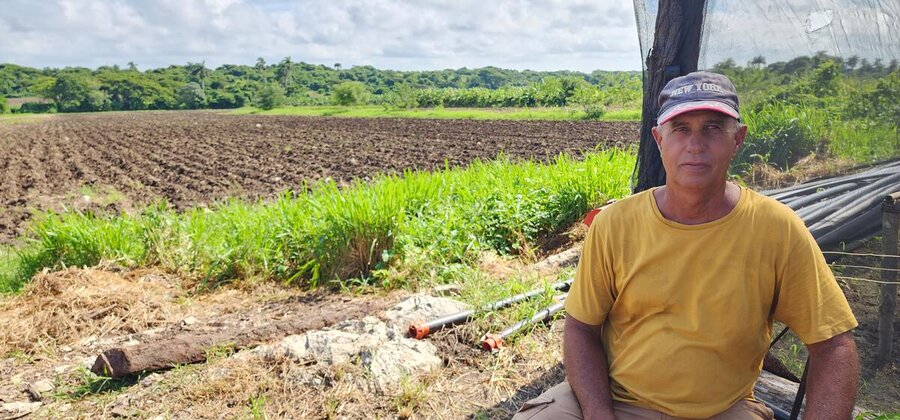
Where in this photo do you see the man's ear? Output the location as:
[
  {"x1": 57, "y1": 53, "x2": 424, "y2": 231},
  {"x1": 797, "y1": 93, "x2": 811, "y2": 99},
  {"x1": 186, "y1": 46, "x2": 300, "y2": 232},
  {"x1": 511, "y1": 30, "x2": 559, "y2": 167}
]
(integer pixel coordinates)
[
  {"x1": 734, "y1": 123, "x2": 748, "y2": 151},
  {"x1": 651, "y1": 126, "x2": 663, "y2": 151}
]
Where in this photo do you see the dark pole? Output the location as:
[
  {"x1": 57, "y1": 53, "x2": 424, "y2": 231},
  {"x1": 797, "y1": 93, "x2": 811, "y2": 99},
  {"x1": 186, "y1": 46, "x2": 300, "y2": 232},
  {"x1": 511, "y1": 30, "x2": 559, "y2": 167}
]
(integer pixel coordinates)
[{"x1": 633, "y1": 0, "x2": 706, "y2": 193}]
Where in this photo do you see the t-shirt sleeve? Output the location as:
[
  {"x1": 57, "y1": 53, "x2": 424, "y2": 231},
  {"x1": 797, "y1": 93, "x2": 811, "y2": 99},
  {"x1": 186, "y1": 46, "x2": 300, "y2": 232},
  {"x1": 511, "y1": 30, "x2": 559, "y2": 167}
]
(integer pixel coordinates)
[
  {"x1": 565, "y1": 217, "x2": 616, "y2": 326},
  {"x1": 772, "y1": 217, "x2": 858, "y2": 345}
]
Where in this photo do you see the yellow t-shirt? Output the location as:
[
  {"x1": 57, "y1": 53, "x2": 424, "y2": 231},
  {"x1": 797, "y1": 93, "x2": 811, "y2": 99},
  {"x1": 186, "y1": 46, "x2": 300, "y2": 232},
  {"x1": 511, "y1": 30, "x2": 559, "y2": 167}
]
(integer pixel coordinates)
[{"x1": 565, "y1": 187, "x2": 857, "y2": 418}]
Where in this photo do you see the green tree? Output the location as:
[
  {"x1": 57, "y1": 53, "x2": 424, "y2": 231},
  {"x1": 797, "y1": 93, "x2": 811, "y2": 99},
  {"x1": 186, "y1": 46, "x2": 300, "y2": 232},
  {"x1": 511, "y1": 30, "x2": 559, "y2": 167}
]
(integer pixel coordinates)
[
  {"x1": 276, "y1": 57, "x2": 293, "y2": 90},
  {"x1": 37, "y1": 73, "x2": 90, "y2": 111},
  {"x1": 257, "y1": 83, "x2": 285, "y2": 110},
  {"x1": 0, "y1": 96, "x2": 8, "y2": 114},
  {"x1": 331, "y1": 81, "x2": 369, "y2": 106},
  {"x1": 187, "y1": 61, "x2": 210, "y2": 92},
  {"x1": 177, "y1": 82, "x2": 207, "y2": 109},
  {"x1": 810, "y1": 60, "x2": 842, "y2": 97}
]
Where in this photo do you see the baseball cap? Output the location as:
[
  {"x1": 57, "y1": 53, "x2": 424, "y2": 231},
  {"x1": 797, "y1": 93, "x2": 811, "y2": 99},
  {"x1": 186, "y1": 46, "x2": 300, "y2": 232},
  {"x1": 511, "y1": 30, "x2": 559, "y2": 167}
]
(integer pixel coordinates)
[{"x1": 657, "y1": 71, "x2": 740, "y2": 126}]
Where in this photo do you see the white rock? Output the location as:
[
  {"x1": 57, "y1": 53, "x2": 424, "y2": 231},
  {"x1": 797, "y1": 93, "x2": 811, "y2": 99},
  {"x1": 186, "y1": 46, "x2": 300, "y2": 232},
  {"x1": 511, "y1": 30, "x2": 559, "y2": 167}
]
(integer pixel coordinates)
[
  {"x1": 26, "y1": 380, "x2": 54, "y2": 400},
  {"x1": 279, "y1": 335, "x2": 310, "y2": 361},
  {"x1": 305, "y1": 329, "x2": 376, "y2": 365},
  {"x1": 0, "y1": 401, "x2": 42, "y2": 416},
  {"x1": 363, "y1": 339, "x2": 441, "y2": 392},
  {"x1": 139, "y1": 373, "x2": 163, "y2": 388}
]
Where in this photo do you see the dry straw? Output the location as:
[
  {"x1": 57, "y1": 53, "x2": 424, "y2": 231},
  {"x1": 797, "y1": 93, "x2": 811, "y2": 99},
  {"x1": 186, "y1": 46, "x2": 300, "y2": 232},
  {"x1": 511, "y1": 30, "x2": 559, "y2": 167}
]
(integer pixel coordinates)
[{"x1": 0, "y1": 268, "x2": 181, "y2": 354}]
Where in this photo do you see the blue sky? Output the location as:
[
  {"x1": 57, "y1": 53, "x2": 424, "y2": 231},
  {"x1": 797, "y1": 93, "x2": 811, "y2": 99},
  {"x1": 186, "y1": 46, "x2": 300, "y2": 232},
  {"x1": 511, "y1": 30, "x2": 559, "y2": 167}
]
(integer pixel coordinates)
[{"x1": 0, "y1": 0, "x2": 644, "y2": 72}]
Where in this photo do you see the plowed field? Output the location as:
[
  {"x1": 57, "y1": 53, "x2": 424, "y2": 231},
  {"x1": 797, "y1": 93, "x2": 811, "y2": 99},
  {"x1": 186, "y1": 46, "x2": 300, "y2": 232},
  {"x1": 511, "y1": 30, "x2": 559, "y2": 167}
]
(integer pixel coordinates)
[{"x1": 0, "y1": 111, "x2": 638, "y2": 243}]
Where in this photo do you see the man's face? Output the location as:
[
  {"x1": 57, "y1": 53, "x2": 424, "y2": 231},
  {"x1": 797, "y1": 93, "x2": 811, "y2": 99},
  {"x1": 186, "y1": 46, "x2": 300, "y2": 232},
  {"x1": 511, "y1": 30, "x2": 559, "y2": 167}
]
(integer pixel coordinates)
[{"x1": 651, "y1": 110, "x2": 747, "y2": 191}]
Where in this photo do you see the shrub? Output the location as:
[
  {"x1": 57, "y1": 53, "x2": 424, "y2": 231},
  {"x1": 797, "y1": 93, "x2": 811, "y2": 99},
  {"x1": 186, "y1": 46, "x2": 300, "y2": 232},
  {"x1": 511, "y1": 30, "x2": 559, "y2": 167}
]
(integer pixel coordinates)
[
  {"x1": 257, "y1": 83, "x2": 285, "y2": 110},
  {"x1": 736, "y1": 102, "x2": 825, "y2": 170},
  {"x1": 332, "y1": 81, "x2": 370, "y2": 106},
  {"x1": 18, "y1": 102, "x2": 56, "y2": 113}
]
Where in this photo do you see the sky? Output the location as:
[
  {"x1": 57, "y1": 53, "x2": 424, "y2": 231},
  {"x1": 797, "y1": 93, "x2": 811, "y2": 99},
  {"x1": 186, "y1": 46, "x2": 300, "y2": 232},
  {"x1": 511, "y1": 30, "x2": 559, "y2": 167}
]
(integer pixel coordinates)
[{"x1": 0, "y1": 0, "x2": 644, "y2": 73}]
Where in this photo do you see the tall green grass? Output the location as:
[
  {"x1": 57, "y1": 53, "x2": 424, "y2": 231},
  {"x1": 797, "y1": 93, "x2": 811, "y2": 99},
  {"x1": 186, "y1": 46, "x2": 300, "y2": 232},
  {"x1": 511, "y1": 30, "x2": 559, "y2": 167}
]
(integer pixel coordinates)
[
  {"x1": 736, "y1": 101, "x2": 897, "y2": 172},
  {"x1": 0, "y1": 150, "x2": 635, "y2": 294}
]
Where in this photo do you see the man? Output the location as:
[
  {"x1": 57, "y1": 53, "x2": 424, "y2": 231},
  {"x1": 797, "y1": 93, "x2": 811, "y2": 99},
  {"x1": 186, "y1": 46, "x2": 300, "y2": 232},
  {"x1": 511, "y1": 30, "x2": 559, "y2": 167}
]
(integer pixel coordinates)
[{"x1": 514, "y1": 72, "x2": 859, "y2": 419}]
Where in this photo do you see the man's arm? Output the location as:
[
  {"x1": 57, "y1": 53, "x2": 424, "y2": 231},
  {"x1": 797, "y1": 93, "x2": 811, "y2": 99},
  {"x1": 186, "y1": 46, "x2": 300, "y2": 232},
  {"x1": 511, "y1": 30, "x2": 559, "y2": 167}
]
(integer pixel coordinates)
[
  {"x1": 564, "y1": 316, "x2": 615, "y2": 420},
  {"x1": 803, "y1": 331, "x2": 859, "y2": 419}
]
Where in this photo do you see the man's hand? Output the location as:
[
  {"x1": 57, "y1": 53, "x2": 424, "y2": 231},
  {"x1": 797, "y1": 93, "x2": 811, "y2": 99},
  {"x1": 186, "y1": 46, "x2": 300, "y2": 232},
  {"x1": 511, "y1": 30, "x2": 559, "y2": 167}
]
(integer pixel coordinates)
[
  {"x1": 803, "y1": 331, "x2": 859, "y2": 419},
  {"x1": 563, "y1": 316, "x2": 615, "y2": 420}
]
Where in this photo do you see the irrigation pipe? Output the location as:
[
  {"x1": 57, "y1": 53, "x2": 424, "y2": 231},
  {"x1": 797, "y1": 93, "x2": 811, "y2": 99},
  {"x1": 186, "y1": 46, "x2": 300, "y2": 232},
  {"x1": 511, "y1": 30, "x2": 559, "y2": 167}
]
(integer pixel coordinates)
[
  {"x1": 829, "y1": 264, "x2": 900, "y2": 272},
  {"x1": 481, "y1": 297, "x2": 566, "y2": 351},
  {"x1": 408, "y1": 278, "x2": 572, "y2": 339}
]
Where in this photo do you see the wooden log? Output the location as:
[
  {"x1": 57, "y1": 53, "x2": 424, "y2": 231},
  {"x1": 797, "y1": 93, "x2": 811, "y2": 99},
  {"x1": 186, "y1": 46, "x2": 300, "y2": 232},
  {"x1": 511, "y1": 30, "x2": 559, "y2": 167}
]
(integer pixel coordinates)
[
  {"x1": 528, "y1": 247, "x2": 581, "y2": 275},
  {"x1": 91, "y1": 300, "x2": 388, "y2": 378},
  {"x1": 754, "y1": 371, "x2": 867, "y2": 417},
  {"x1": 877, "y1": 191, "x2": 900, "y2": 367}
]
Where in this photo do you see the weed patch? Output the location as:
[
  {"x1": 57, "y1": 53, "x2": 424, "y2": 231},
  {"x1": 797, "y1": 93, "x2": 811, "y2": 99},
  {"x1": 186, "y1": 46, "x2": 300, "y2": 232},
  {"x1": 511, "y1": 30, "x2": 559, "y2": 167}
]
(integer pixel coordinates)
[{"x1": 1, "y1": 151, "x2": 634, "y2": 293}]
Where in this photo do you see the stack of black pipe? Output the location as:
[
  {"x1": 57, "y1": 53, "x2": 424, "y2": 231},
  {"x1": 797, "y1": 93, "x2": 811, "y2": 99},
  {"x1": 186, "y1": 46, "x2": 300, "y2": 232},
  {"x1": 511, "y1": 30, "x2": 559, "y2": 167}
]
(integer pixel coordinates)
[{"x1": 761, "y1": 159, "x2": 900, "y2": 252}]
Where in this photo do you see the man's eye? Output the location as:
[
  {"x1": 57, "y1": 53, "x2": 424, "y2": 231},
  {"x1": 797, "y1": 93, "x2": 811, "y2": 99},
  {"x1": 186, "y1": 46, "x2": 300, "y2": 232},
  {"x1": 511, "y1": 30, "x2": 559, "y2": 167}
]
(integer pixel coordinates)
[
  {"x1": 674, "y1": 127, "x2": 688, "y2": 132},
  {"x1": 706, "y1": 125, "x2": 722, "y2": 131}
]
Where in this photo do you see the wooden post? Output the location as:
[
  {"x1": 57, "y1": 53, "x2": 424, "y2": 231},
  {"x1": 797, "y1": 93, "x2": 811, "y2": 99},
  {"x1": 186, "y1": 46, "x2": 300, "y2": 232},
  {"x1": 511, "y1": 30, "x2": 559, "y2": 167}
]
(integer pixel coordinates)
[
  {"x1": 633, "y1": 0, "x2": 706, "y2": 193},
  {"x1": 877, "y1": 192, "x2": 900, "y2": 367}
]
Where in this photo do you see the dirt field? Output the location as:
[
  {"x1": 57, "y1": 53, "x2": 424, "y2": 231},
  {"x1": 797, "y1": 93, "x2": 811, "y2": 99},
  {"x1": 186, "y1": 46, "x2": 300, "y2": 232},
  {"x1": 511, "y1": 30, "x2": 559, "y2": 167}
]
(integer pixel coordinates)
[{"x1": 0, "y1": 111, "x2": 638, "y2": 243}]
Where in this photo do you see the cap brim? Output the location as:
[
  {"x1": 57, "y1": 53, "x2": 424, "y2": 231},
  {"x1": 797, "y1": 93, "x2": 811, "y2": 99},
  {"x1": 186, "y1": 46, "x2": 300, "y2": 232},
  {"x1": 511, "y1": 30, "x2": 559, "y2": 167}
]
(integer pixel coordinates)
[{"x1": 657, "y1": 101, "x2": 739, "y2": 126}]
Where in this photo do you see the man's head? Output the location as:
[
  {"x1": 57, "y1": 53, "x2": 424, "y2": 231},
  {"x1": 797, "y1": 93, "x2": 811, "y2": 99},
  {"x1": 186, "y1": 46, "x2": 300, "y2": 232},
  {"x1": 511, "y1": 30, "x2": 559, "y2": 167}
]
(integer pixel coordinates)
[{"x1": 651, "y1": 71, "x2": 747, "y2": 191}]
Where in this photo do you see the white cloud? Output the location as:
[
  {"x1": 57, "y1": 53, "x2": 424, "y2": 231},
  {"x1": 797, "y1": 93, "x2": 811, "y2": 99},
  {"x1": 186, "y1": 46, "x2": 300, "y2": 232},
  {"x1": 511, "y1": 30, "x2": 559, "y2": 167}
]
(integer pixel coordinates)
[{"x1": 0, "y1": 0, "x2": 643, "y2": 71}]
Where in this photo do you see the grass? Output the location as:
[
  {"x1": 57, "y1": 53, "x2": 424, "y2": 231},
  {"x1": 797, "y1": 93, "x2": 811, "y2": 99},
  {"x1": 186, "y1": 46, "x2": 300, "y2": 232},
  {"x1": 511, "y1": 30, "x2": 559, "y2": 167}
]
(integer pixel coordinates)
[
  {"x1": 0, "y1": 113, "x2": 50, "y2": 125},
  {"x1": 229, "y1": 105, "x2": 642, "y2": 122},
  {"x1": 0, "y1": 150, "x2": 635, "y2": 294}
]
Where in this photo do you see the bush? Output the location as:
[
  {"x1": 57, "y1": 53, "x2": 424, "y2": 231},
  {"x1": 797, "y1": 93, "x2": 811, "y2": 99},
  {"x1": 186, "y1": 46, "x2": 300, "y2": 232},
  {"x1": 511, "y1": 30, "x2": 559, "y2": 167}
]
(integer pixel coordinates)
[
  {"x1": 736, "y1": 102, "x2": 826, "y2": 170},
  {"x1": 257, "y1": 84, "x2": 285, "y2": 110},
  {"x1": 581, "y1": 104, "x2": 606, "y2": 120},
  {"x1": 332, "y1": 81, "x2": 370, "y2": 106},
  {"x1": 0, "y1": 97, "x2": 8, "y2": 114},
  {"x1": 18, "y1": 102, "x2": 56, "y2": 113},
  {"x1": 177, "y1": 82, "x2": 206, "y2": 109}
]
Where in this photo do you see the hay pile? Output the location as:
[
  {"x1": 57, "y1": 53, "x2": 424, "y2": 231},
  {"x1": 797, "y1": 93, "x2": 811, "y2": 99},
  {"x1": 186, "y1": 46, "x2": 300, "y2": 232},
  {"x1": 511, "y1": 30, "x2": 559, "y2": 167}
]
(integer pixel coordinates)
[{"x1": 0, "y1": 268, "x2": 183, "y2": 354}]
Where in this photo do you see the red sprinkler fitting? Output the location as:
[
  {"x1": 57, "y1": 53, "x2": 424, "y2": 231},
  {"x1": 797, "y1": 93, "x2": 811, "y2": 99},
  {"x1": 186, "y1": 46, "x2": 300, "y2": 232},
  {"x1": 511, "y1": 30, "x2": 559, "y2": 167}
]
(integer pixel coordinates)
[
  {"x1": 408, "y1": 323, "x2": 430, "y2": 340},
  {"x1": 481, "y1": 334, "x2": 505, "y2": 351}
]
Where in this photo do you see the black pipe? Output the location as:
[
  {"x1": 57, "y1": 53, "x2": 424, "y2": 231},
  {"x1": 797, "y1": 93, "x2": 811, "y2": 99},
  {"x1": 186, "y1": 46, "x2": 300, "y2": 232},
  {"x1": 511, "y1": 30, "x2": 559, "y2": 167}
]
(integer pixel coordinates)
[
  {"x1": 795, "y1": 173, "x2": 900, "y2": 227},
  {"x1": 784, "y1": 182, "x2": 859, "y2": 210}
]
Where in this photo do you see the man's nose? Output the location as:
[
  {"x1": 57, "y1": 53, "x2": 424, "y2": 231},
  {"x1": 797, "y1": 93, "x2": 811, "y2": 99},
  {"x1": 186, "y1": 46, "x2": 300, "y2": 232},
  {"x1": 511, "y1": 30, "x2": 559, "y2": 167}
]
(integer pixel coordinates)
[{"x1": 686, "y1": 132, "x2": 706, "y2": 152}]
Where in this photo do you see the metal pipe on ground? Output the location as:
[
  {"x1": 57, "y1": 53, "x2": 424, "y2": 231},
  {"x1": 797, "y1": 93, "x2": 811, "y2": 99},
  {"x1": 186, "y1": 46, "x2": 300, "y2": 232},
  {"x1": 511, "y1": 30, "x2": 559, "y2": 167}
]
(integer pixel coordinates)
[
  {"x1": 481, "y1": 298, "x2": 566, "y2": 351},
  {"x1": 408, "y1": 278, "x2": 572, "y2": 339}
]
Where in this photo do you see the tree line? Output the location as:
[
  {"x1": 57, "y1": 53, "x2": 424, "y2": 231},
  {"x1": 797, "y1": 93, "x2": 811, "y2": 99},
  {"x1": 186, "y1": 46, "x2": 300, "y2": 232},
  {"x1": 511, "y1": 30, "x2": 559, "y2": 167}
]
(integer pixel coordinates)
[
  {"x1": 0, "y1": 52, "x2": 895, "y2": 114},
  {"x1": 0, "y1": 59, "x2": 641, "y2": 113}
]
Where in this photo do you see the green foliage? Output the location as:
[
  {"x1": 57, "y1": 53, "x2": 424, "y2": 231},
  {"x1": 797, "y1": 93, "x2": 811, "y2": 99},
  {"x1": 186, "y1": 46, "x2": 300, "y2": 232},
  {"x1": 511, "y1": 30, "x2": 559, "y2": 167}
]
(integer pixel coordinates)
[
  {"x1": 177, "y1": 82, "x2": 207, "y2": 109},
  {"x1": 737, "y1": 102, "x2": 825, "y2": 170},
  {"x1": 0, "y1": 61, "x2": 642, "y2": 113},
  {"x1": 721, "y1": 55, "x2": 899, "y2": 172},
  {"x1": 0, "y1": 96, "x2": 7, "y2": 114},
  {"x1": 581, "y1": 104, "x2": 606, "y2": 120},
  {"x1": 1, "y1": 150, "x2": 634, "y2": 293},
  {"x1": 257, "y1": 83, "x2": 285, "y2": 110},
  {"x1": 18, "y1": 102, "x2": 55, "y2": 113},
  {"x1": 332, "y1": 81, "x2": 370, "y2": 106}
]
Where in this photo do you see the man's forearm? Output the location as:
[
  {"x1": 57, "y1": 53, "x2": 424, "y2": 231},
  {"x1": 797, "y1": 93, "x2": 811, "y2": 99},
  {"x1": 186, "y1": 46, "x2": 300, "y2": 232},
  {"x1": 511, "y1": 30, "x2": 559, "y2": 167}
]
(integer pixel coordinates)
[
  {"x1": 564, "y1": 318, "x2": 615, "y2": 420},
  {"x1": 804, "y1": 331, "x2": 859, "y2": 419}
]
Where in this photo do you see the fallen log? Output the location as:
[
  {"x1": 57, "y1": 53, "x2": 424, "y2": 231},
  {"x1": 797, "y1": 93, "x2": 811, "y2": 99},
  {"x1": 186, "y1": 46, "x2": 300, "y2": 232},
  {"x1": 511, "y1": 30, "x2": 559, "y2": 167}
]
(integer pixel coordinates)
[
  {"x1": 91, "y1": 299, "x2": 388, "y2": 378},
  {"x1": 754, "y1": 371, "x2": 865, "y2": 417}
]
